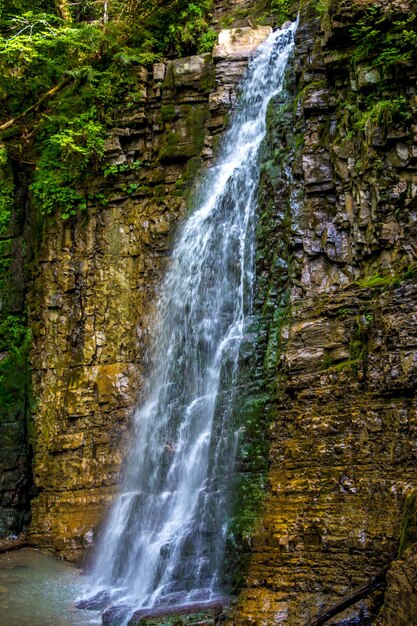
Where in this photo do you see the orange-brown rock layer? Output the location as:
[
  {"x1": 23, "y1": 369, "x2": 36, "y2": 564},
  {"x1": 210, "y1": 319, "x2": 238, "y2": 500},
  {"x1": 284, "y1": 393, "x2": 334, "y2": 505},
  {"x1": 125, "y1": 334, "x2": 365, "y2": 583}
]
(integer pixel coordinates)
[{"x1": 232, "y1": 1, "x2": 417, "y2": 623}]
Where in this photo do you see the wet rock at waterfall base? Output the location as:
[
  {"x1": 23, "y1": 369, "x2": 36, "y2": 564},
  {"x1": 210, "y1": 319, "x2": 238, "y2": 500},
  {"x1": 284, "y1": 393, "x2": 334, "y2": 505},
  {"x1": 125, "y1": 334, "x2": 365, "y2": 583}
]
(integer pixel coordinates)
[
  {"x1": 128, "y1": 599, "x2": 226, "y2": 626},
  {"x1": 76, "y1": 589, "x2": 115, "y2": 610},
  {"x1": 102, "y1": 603, "x2": 132, "y2": 626},
  {"x1": 101, "y1": 599, "x2": 226, "y2": 626}
]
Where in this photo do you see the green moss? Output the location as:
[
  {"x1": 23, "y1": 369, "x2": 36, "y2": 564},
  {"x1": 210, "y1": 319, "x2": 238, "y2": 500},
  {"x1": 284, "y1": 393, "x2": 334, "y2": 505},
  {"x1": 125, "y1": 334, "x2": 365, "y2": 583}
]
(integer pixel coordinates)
[
  {"x1": 228, "y1": 473, "x2": 267, "y2": 543},
  {"x1": 158, "y1": 105, "x2": 208, "y2": 162},
  {"x1": 199, "y1": 60, "x2": 215, "y2": 94},
  {"x1": 0, "y1": 321, "x2": 31, "y2": 421},
  {"x1": 331, "y1": 358, "x2": 360, "y2": 374},
  {"x1": 264, "y1": 302, "x2": 289, "y2": 374},
  {"x1": 321, "y1": 351, "x2": 335, "y2": 370},
  {"x1": 398, "y1": 490, "x2": 417, "y2": 557},
  {"x1": 402, "y1": 262, "x2": 417, "y2": 281},
  {"x1": 103, "y1": 160, "x2": 142, "y2": 178},
  {"x1": 355, "y1": 97, "x2": 410, "y2": 136},
  {"x1": 160, "y1": 103, "x2": 176, "y2": 122},
  {"x1": 357, "y1": 273, "x2": 400, "y2": 290}
]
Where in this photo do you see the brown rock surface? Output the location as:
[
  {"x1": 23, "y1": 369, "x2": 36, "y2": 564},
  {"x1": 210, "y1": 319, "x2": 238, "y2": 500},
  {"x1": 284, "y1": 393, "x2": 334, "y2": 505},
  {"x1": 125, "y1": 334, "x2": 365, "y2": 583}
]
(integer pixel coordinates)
[
  {"x1": 375, "y1": 545, "x2": 417, "y2": 626},
  {"x1": 231, "y1": 1, "x2": 417, "y2": 623}
]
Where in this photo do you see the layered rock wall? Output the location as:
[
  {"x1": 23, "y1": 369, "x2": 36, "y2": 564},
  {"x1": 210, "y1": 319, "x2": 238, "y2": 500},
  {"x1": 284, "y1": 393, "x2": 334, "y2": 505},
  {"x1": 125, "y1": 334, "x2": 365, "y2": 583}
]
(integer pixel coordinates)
[{"x1": 233, "y1": 1, "x2": 417, "y2": 623}]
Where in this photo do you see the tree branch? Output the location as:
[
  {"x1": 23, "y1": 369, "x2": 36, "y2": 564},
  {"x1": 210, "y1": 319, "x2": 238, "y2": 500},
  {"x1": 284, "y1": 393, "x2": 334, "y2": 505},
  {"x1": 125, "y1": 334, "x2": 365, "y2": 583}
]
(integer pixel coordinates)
[
  {"x1": 0, "y1": 79, "x2": 70, "y2": 134},
  {"x1": 308, "y1": 569, "x2": 387, "y2": 626}
]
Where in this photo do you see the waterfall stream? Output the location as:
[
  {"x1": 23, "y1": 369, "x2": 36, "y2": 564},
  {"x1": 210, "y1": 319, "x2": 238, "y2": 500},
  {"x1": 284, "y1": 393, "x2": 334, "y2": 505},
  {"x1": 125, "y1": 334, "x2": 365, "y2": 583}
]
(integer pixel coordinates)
[{"x1": 85, "y1": 21, "x2": 296, "y2": 623}]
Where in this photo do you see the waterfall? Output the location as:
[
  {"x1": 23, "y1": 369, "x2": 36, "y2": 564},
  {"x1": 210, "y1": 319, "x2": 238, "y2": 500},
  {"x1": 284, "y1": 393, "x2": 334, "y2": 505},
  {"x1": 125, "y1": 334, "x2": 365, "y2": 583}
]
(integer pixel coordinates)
[{"x1": 85, "y1": 21, "x2": 296, "y2": 623}]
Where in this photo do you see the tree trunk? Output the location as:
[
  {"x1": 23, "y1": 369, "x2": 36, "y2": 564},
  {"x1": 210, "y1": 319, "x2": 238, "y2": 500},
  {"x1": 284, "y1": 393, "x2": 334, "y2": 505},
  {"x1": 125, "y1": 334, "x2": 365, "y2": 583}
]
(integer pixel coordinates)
[
  {"x1": 0, "y1": 79, "x2": 70, "y2": 134},
  {"x1": 54, "y1": 0, "x2": 72, "y2": 21}
]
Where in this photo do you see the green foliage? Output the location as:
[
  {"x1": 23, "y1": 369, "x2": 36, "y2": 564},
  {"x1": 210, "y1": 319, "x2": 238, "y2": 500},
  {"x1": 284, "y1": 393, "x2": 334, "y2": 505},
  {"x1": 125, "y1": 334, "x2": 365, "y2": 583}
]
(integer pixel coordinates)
[
  {"x1": 315, "y1": 0, "x2": 330, "y2": 18},
  {"x1": 0, "y1": 314, "x2": 31, "y2": 418},
  {"x1": 332, "y1": 6, "x2": 417, "y2": 145},
  {"x1": 269, "y1": 0, "x2": 292, "y2": 23},
  {"x1": 30, "y1": 111, "x2": 105, "y2": 218},
  {"x1": 0, "y1": 0, "x2": 217, "y2": 220},
  {"x1": 163, "y1": 1, "x2": 214, "y2": 56},
  {"x1": 351, "y1": 8, "x2": 417, "y2": 69},
  {"x1": 102, "y1": 160, "x2": 142, "y2": 177},
  {"x1": 197, "y1": 26, "x2": 217, "y2": 53},
  {"x1": 355, "y1": 97, "x2": 410, "y2": 134},
  {"x1": 246, "y1": 0, "x2": 294, "y2": 27},
  {"x1": 0, "y1": 0, "x2": 53, "y2": 21},
  {"x1": 0, "y1": 313, "x2": 28, "y2": 351},
  {"x1": 321, "y1": 351, "x2": 335, "y2": 370},
  {"x1": 0, "y1": 145, "x2": 13, "y2": 234}
]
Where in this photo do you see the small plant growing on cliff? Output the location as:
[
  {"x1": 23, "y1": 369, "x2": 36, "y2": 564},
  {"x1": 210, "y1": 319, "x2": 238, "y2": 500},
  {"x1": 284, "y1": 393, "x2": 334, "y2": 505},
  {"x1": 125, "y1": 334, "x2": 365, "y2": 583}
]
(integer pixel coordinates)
[
  {"x1": 270, "y1": 0, "x2": 292, "y2": 23},
  {"x1": 356, "y1": 97, "x2": 410, "y2": 135},
  {"x1": 31, "y1": 112, "x2": 105, "y2": 218},
  {"x1": 197, "y1": 26, "x2": 217, "y2": 53},
  {"x1": 357, "y1": 273, "x2": 400, "y2": 290},
  {"x1": 351, "y1": 7, "x2": 417, "y2": 70},
  {"x1": 103, "y1": 160, "x2": 142, "y2": 177}
]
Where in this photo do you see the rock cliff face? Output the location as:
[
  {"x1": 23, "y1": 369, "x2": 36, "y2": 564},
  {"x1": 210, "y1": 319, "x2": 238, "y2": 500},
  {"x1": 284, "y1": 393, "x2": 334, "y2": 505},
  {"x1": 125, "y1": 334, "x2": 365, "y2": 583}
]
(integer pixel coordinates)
[
  {"x1": 2, "y1": 0, "x2": 417, "y2": 623},
  {"x1": 27, "y1": 25, "x2": 270, "y2": 562},
  {"x1": 232, "y1": 1, "x2": 417, "y2": 624}
]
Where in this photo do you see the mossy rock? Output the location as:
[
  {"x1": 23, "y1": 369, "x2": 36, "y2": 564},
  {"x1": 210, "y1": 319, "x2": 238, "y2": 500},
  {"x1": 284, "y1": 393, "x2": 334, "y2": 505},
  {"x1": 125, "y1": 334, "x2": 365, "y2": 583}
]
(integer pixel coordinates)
[
  {"x1": 158, "y1": 105, "x2": 208, "y2": 163},
  {"x1": 398, "y1": 490, "x2": 417, "y2": 557},
  {"x1": 127, "y1": 600, "x2": 225, "y2": 626}
]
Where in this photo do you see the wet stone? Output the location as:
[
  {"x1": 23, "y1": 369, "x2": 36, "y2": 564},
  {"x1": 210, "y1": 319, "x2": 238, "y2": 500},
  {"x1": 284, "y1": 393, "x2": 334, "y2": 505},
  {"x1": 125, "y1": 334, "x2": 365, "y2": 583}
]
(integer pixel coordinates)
[{"x1": 128, "y1": 599, "x2": 226, "y2": 626}]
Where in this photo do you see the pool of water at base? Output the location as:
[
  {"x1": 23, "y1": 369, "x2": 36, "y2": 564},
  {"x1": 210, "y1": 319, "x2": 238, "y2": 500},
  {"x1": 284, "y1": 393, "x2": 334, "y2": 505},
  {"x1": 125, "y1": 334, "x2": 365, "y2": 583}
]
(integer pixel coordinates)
[{"x1": 0, "y1": 547, "x2": 101, "y2": 626}]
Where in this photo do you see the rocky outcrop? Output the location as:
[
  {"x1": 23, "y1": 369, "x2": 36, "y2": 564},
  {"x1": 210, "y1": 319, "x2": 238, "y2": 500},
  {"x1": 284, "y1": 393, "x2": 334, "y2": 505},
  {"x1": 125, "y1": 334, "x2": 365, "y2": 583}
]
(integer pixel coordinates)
[
  {"x1": 375, "y1": 545, "x2": 417, "y2": 625},
  {"x1": 375, "y1": 490, "x2": 417, "y2": 625},
  {"x1": 232, "y1": 1, "x2": 417, "y2": 624},
  {"x1": 27, "y1": 26, "x2": 273, "y2": 561}
]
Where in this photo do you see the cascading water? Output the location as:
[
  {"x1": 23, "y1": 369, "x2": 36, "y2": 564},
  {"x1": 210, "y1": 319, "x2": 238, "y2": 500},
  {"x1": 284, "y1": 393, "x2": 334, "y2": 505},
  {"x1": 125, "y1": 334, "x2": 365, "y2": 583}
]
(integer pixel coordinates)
[{"x1": 85, "y1": 21, "x2": 296, "y2": 624}]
